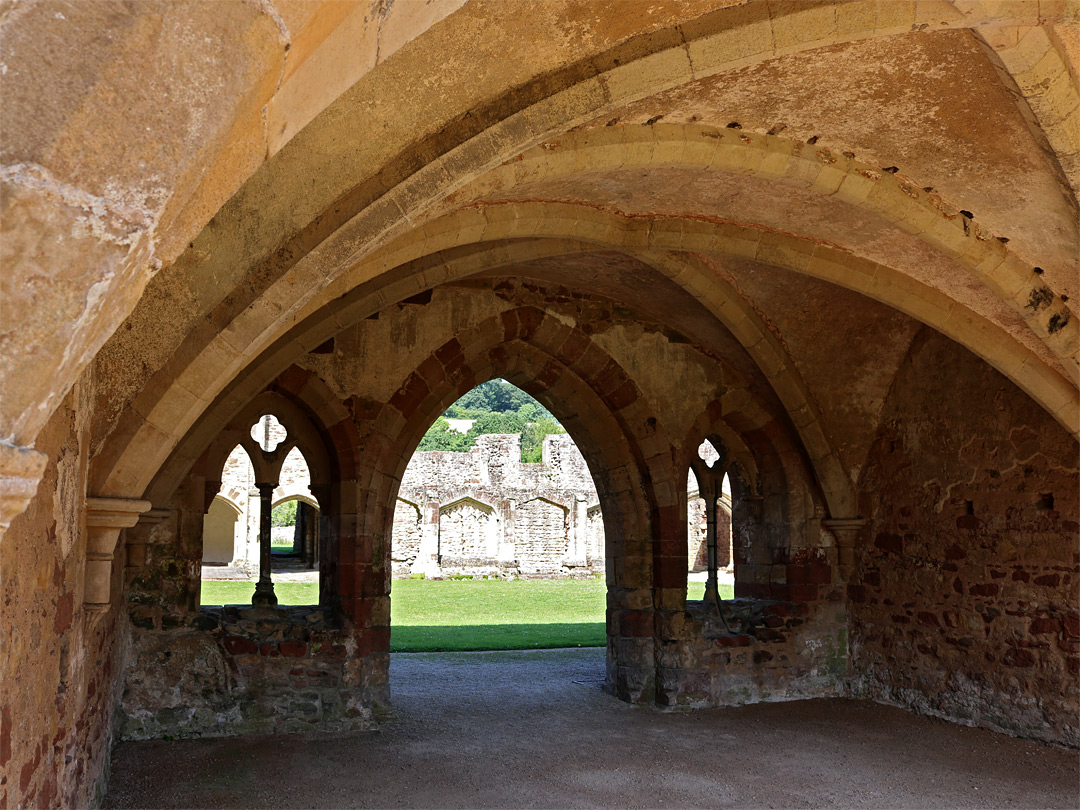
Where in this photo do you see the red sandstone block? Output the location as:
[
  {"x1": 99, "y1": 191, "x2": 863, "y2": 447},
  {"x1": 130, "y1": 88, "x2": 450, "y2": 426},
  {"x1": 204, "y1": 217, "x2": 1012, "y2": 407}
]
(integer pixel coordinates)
[
  {"x1": 787, "y1": 565, "x2": 807, "y2": 585},
  {"x1": 415, "y1": 356, "x2": 444, "y2": 389},
  {"x1": 1059, "y1": 638, "x2": 1080, "y2": 654},
  {"x1": 434, "y1": 338, "x2": 463, "y2": 367},
  {"x1": 618, "y1": 610, "x2": 654, "y2": 638},
  {"x1": 222, "y1": 637, "x2": 258, "y2": 655},
  {"x1": 279, "y1": 641, "x2": 308, "y2": 657},
  {"x1": 738, "y1": 583, "x2": 765, "y2": 599},
  {"x1": 347, "y1": 598, "x2": 375, "y2": 627},
  {"x1": 1067, "y1": 656, "x2": 1080, "y2": 676},
  {"x1": 764, "y1": 603, "x2": 797, "y2": 618},
  {"x1": 788, "y1": 584, "x2": 818, "y2": 602},
  {"x1": 955, "y1": 514, "x2": 980, "y2": 531},
  {"x1": 753, "y1": 650, "x2": 774, "y2": 663},
  {"x1": 556, "y1": 329, "x2": 590, "y2": 365},
  {"x1": 717, "y1": 634, "x2": 753, "y2": 647},
  {"x1": 945, "y1": 545, "x2": 966, "y2": 560},
  {"x1": 389, "y1": 376, "x2": 430, "y2": 419},
  {"x1": 1063, "y1": 613, "x2": 1080, "y2": 638},
  {"x1": 276, "y1": 365, "x2": 312, "y2": 395},
  {"x1": 607, "y1": 379, "x2": 637, "y2": 411},
  {"x1": 1002, "y1": 647, "x2": 1036, "y2": 667},
  {"x1": 874, "y1": 533, "x2": 903, "y2": 555},
  {"x1": 517, "y1": 308, "x2": 543, "y2": 337},
  {"x1": 500, "y1": 310, "x2": 520, "y2": 341},
  {"x1": 847, "y1": 584, "x2": 868, "y2": 603},
  {"x1": 50, "y1": 592, "x2": 75, "y2": 636},
  {"x1": 593, "y1": 359, "x2": 625, "y2": 395},
  {"x1": 806, "y1": 565, "x2": 832, "y2": 585},
  {"x1": 917, "y1": 612, "x2": 940, "y2": 627},
  {"x1": 969, "y1": 583, "x2": 999, "y2": 597},
  {"x1": 1029, "y1": 618, "x2": 1061, "y2": 635},
  {"x1": 768, "y1": 584, "x2": 791, "y2": 601},
  {"x1": 258, "y1": 643, "x2": 280, "y2": 657},
  {"x1": 1034, "y1": 574, "x2": 1061, "y2": 587},
  {"x1": 1, "y1": 705, "x2": 10, "y2": 767}
]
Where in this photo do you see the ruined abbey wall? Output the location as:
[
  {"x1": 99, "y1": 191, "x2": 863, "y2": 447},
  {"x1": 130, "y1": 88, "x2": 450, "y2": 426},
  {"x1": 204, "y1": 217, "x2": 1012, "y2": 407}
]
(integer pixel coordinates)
[{"x1": 392, "y1": 432, "x2": 602, "y2": 578}]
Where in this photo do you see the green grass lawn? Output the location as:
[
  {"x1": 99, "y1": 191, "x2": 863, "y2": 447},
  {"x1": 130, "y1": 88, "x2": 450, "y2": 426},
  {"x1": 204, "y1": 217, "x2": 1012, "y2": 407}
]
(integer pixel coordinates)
[{"x1": 200, "y1": 577, "x2": 734, "y2": 652}]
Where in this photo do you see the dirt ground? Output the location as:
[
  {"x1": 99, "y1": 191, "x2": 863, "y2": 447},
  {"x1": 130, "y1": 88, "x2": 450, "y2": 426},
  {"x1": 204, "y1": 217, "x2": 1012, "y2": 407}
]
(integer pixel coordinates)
[{"x1": 106, "y1": 648, "x2": 1078, "y2": 809}]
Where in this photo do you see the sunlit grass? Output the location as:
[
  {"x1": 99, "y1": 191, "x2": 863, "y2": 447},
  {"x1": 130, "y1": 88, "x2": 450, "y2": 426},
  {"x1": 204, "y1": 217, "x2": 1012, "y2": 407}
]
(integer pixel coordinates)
[{"x1": 200, "y1": 576, "x2": 734, "y2": 652}]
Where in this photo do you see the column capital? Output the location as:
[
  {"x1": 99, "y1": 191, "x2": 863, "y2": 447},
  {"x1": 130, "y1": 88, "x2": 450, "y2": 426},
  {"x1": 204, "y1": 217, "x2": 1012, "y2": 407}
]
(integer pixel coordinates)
[{"x1": 822, "y1": 517, "x2": 867, "y2": 540}]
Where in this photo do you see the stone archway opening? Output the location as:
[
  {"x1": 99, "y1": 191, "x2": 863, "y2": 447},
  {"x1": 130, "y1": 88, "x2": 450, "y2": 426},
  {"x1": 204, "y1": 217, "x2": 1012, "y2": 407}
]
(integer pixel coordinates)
[
  {"x1": 200, "y1": 418, "x2": 324, "y2": 607},
  {"x1": 389, "y1": 378, "x2": 608, "y2": 654},
  {"x1": 686, "y1": 440, "x2": 734, "y2": 603}
]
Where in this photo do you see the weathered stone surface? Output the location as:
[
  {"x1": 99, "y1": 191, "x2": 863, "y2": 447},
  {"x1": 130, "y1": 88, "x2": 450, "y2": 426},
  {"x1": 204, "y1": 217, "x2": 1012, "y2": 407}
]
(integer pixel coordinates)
[
  {"x1": 118, "y1": 607, "x2": 380, "y2": 740},
  {"x1": 850, "y1": 329, "x2": 1079, "y2": 746},
  {"x1": 2, "y1": 4, "x2": 1078, "y2": 807}
]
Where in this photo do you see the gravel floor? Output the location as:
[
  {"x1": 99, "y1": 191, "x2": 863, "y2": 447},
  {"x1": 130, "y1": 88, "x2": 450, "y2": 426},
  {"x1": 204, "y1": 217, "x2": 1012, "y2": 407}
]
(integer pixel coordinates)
[{"x1": 106, "y1": 647, "x2": 1078, "y2": 809}]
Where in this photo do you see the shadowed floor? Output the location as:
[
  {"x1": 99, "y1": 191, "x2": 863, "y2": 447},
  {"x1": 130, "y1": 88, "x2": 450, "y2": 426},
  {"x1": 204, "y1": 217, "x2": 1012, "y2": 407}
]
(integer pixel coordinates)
[{"x1": 106, "y1": 648, "x2": 1078, "y2": 809}]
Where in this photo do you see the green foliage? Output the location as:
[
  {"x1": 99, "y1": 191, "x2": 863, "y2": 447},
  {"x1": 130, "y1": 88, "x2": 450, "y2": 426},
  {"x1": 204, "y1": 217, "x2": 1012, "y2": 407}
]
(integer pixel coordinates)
[
  {"x1": 271, "y1": 500, "x2": 297, "y2": 527},
  {"x1": 463, "y1": 410, "x2": 525, "y2": 441},
  {"x1": 416, "y1": 379, "x2": 567, "y2": 461},
  {"x1": 417, "y1": 417, "x2": 471, "y2": 452},
  {"x1": 520, "y1": 416, "x2": 566, "y2": 463}
]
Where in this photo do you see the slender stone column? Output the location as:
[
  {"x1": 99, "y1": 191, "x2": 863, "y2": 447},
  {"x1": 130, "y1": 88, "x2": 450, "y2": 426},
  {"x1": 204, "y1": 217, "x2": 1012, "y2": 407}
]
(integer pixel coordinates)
[
  {"x1": 704, "y1": 477, "x2": 720, "y2": 604},
  {"x1": 251, "y1": 483, "x2": 278, "y2": 606}
]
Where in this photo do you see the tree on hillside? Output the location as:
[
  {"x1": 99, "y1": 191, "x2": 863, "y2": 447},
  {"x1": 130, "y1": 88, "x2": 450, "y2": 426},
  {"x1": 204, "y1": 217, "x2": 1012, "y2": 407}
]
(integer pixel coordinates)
[
  {"x1": 416, "y1": 379, "x2": 567, "y2": 461},
  {"x1": 521, "y1": 417, "x2": 566, "y2": 463},
  {"x1": 416, "y1": 417, "x2": 471, "y2": 451},
  {"x1": 444, "y1": 379, "x2": 556, "y2": 421}
]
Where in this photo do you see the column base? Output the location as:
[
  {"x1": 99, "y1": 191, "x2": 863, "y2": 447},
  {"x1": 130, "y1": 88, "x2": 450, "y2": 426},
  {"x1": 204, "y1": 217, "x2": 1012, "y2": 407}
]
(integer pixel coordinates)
[{"x1": 252, "y1": 581, "x2": 278, "y2": 607}]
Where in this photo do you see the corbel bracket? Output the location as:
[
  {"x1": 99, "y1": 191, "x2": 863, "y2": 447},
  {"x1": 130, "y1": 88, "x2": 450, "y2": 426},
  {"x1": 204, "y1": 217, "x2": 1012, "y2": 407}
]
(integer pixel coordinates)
[{"x1": 85, "y1": 496, "x2": 152, "y2": 613}]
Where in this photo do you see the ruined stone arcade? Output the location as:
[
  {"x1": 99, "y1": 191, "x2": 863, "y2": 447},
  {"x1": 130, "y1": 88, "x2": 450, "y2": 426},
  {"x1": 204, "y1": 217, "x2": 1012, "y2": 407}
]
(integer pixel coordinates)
[{"x1": 1, "y1": 2, "x2": 1078, "y2": 807}]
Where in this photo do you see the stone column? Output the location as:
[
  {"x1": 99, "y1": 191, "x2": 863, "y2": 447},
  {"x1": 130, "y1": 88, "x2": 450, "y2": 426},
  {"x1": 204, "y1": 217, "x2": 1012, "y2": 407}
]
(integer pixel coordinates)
[
  {"x1": 703, "y1": 477, "x2": 720, "y2": 604},
  {"x1": 85, "y1": 496, "x2": 152, "y2": 613},
  {"x1": 251, "y1": 483, "x2": 278, "y2": 606}
]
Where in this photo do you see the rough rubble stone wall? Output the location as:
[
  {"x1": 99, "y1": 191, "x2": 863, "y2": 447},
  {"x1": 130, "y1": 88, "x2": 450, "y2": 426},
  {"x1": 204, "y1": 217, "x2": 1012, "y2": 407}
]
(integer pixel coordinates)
[
  {"x1": 850, "y1": 330, "x2": 1080, "y2": 746},
  {"x1": 391, "y1": 499, "x2": 423, "y2": 565},
  {"x1": 118, "y1": 606, "x2": 383, "y2": 740},
  {"x1": 516, "y1": 498, "x2": 569, "y2": 574},
  {"x1": 438, "y1": 499, "x2": 494, "y2": 560},
  {"x1": 658, "y1": 601, "x2": 849, "y2": 708},
  {"x1": 0, "y1": 374, "x2": 126, "y2": 809}
]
